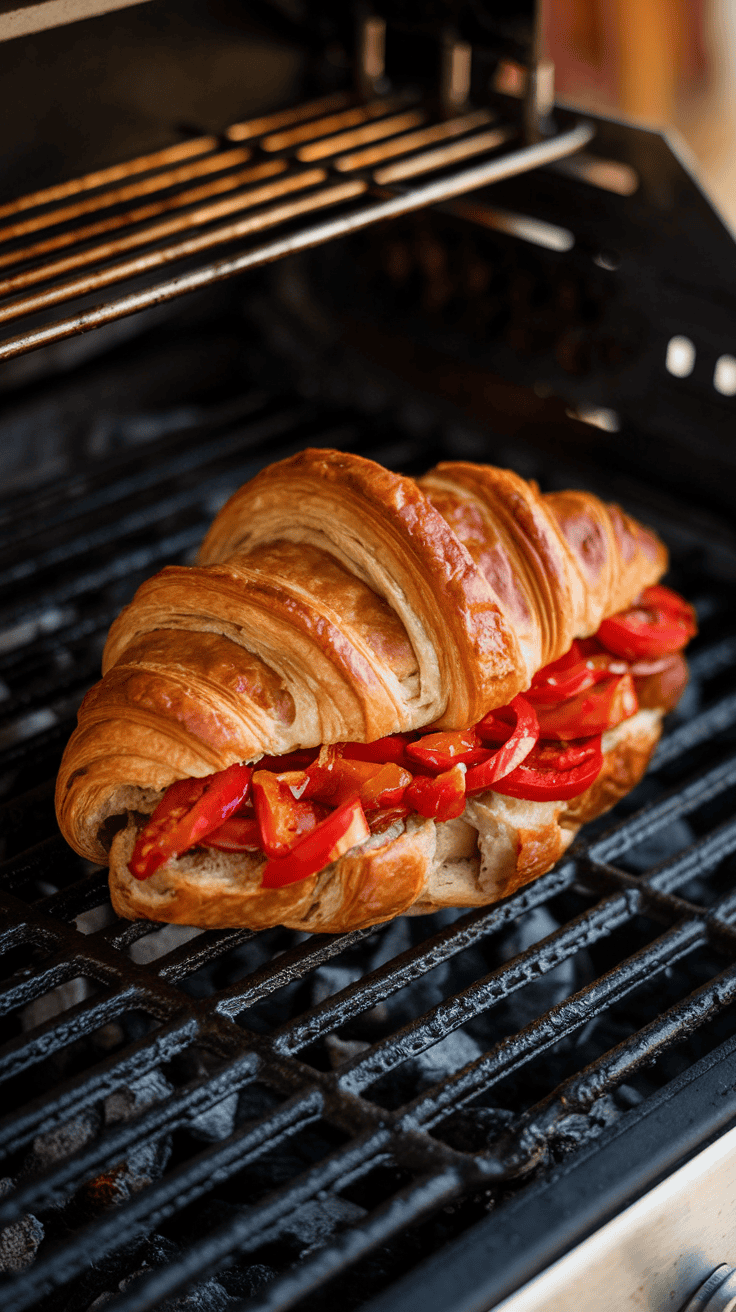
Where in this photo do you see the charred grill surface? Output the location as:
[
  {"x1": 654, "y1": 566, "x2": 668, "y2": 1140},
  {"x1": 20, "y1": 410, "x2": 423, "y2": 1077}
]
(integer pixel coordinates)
[{"x1": 0, "y1": 399, "x2": 736, "y2": 1312}]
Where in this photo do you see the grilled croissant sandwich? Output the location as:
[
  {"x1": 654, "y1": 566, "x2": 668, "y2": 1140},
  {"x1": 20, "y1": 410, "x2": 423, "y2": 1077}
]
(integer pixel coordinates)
[{"x1": 55, "y1": 450, "x2": 695, "y2": 932}]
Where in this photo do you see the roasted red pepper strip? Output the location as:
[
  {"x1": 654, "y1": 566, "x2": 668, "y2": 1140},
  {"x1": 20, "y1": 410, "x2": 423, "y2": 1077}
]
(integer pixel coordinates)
[
  {"x1": 597, "y1": 585, "x2": 697, "y2": 661},
  {"x1": 205, "y1": 816, "x2": 261, "y2": 851},
  {"x1": 492, "y1": 735, "x2": 603, "y2": 801},
  {"x1": 528, "y1": 647, "x2": 626, "y2": 703},
  {"x1": 299, "y1": 756, "x2": 375, "y2": 805},
  {"x1": 466, "y1": 695, "x2": 540, "y2": 793},
  {"x1": 129, "y1": 762, "x2": 252, "y2": 880},
  {"x1": 531, "y1": 672, "x2": 638, "y2": 739},
  {"x1": 406, "y1": 728, "x2": 487, "y2": 772},
  {"x1": 252, "y1": 770, "x2": 323, "y2": 858},
  {"x1": 404, "y1": 763, "x2": 466, "y2": 821},
  {"x1": 297, "y1": 756, "x2": 412, "y2": 812},
  {"x1": 341, "y1": 734, "x2": 415, "y2": 767},
  {"x1": 358, "y1": 762, "x2": 412, "y2": 810},
  {"x1": 261, "y1": 797, "x2": 370, "y2": 888}
]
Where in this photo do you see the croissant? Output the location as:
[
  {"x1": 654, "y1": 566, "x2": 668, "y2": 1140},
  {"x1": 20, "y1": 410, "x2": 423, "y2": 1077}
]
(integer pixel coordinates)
[{"x1": 55, "y1": 449, "x2": 679, "y2": 933}]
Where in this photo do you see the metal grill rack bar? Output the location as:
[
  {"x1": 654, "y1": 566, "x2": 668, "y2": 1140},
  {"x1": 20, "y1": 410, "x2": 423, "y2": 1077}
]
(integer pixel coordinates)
[
  {"x1": 0, "y1": 91, "x2": 592, "y2": 361},
  {"x1": 1, "y1": 402, "x2": 736, "y2": 1312}
]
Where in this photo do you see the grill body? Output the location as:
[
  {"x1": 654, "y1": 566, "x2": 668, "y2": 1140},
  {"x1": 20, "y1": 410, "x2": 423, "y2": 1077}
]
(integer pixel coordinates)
[
  {"x1": 1, "y1": 4, "x2": 736, "y2": 1311},
  {"x1": 1, "y1": 384, "x2": 736, "y2": 1312}
]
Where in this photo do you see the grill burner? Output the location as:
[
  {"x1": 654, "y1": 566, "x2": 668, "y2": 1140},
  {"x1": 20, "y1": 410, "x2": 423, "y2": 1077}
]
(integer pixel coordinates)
[{"x1": 1, "y1": 387, "x2": 736, "y2": 1312}]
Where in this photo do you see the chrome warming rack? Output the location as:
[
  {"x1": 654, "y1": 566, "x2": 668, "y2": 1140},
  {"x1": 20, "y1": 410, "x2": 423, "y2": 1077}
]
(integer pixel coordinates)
[
  {"x1": 0, "y1": 89, "x2": 591, "y2": 361},
  {"x1": 0, "y1": 403, "x2": 736, "y2": 1310}
]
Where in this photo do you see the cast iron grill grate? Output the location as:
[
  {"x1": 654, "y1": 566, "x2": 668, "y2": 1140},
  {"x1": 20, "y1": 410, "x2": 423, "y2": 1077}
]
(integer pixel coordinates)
[{"x1": 0, "y1": 398, "x2": 736, "y2": 1312}]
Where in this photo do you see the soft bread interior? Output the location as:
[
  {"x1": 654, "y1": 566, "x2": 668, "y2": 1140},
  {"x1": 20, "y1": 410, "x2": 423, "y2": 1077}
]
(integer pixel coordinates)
[{"x1": 108, "y1": 709, "x2": 663, "y2": 933}]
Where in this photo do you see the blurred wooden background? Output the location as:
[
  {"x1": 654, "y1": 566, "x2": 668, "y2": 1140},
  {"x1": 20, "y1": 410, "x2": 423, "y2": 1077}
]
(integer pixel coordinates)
[{"x1": 543, "y1": 0, "x2": 736, "y2": 230}]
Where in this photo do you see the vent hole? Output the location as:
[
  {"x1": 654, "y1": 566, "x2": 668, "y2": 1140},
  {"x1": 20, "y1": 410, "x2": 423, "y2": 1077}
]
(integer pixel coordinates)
[
  {"x1": 714, "y1": 354, "x2": 736, "y2": 395},
  {"x1": 566, "y1": 406, "x2": 620, "y2": 433},
  {"x1": 666, "y1": 335, "x2": 696, "y2": 377}
]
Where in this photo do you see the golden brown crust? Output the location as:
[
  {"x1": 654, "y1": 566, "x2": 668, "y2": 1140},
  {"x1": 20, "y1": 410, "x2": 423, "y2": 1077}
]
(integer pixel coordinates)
[
  {"x1": 198, "y1": 448, "x2": 521, "y2": 728},
  {"x1": 109, "y1": 817, "x2": 436, "y2": 933},
  {"x1": 107, "y1": 709, "x2": 663, "y2": 932},
  {"x1": 56, "y1": 450, "x2": 669, "y2": 884},
  {"x1": 419, "y1": 465, "x2": 667, "y2": 688}
]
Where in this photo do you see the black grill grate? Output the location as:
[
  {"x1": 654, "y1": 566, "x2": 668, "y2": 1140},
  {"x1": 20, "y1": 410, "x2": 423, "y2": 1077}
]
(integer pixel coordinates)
[{"x1": 1, "y1": 396, "x2": 736, "y2": 1312}]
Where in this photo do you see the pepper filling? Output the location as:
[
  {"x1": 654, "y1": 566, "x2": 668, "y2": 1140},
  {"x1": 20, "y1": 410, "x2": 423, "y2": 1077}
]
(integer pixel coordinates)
[{"x1": 128, "y1": 585, "x2": 696, "y2": 890}]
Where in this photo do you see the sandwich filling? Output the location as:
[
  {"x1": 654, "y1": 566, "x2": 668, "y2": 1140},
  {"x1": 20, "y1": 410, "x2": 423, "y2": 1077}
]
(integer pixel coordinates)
[{"x1": 128, "y1": 585, "x2": 695, "y2": 890}]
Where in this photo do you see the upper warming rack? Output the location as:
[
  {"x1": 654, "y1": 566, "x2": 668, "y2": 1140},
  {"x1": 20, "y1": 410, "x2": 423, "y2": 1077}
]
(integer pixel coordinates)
[{"x1": 0, "y1": 89, "x2": 591, "y2": 361}]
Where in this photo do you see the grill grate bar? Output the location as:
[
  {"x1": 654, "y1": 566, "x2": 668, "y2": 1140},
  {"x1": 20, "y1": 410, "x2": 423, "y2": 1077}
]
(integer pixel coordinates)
[
  {"x1": 1, "y1": 1086, "x2": 328, "y2": 1312},
  {"x1": 0, "y1": 955, "x2": 100, "y2": 1017},
  {"x1": 0, "y1": 396, "x2": 313, "y2": 550},
  {"x1": 0, "y1": 1013, "x2": 200, "y2": 1158},
  {"x1": 0, "y1": 920, "x2": 51, "y2": 955},
  {"x1": 646, "y1": 816, "x2": 736, "y2": 897},
  {"x1": 0, "y1": 614, "x2": 118, "y2": 677},
  {"x1": 0, "y1": 673, "x2": 98, "y2": 734},
  {"x1": 36, "y1": 868, "x2": 113, "y2": 923},
  {"x1": 272, "y1": 869, "x2": 580, "y2": 1054},
  {"x1": 0, "y1": 834, "x2": 85, "y2": 894},
  {"x1": 687, "y1": 635, "x2": 736, "y2": 680},
  {"x1": 0, "y1": 477, "x2": 249, "y2": 591},
  {"x1": 114, "y1": 1168, "x2": 466, "y2": 1312},
  {"x1": 589, "y1": 750, "x2": 736, "y2": 862},
  {"x1": 0, "y1": 177, "x2": 366, "y2": 328},
  {"x1": 491, "y1": 955, "x2": 736, "y2": 1177},
  {"x1": 0, "y1": 524, "x2": 204, "y2": 633},
  {"x1": 0, "y1": 983, "x2": 143, "y2": 1084},
  {"x1": 111, "y1": 1168, "x2": 463, "y2": 1312},
  {"x1": 152, "y1": 926, "x2": 258, "y2": 981},
  {"x1": 651, "y1": 691, "x2": 736, "y2": 766},
  {"x1": 213, "y1": 927, "x2": 384, "y2": 1017},
  {"x1": 0, "y1": 158, "x2": 297, "y2": 292},
  {"x1": 0, "y1": 1048, "x2": 262, "y2": 1226},
  {"x1": 404, "y1": 915, "x2": 708, "y2": 1132},
  {"x1": 336, "y1": 892, "x2": 638, "y2": 1094}
]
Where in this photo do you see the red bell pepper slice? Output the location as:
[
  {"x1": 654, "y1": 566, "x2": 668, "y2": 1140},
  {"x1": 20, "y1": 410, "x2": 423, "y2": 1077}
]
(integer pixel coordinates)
[
  {"x1": 252, "y1": 770, "x2": 325, "y2": 858},
  {"x1": 129, "y1": 762, "x2": 252, "y2": 880},
  {"x1": 261, "y1": 797, "x2": 370, "y2": 888},
  {"x1": 465, "y1": 694, "x2": 540, "y2": 793},
  {"x1": 492, "y1": 735, "x2": 603, "y2": 801},
  {"x1": 406, "y1": 728, "x2": 488, "y2": 772},
  {"x1": 404, "y1": 763, "x2": 466, "y2": 822},
  {"x1": 528, "y1": 645, "x2": 626, "y2": 703},
  {"x1": 297, "y1": 755, "x2": 412, "y2": 812},
  {"x1": 341, "y1": 733, "x2": 416, "y2": 767},
  {"x1": 597, "y1": 585, "x2": 697, "y2": 661},
  {"x1": 531, "y1": 671, "x2": 638, "y2": 739},
  {"x1": 205, "y1": 816, "x2": 261, "y2": 852}
]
